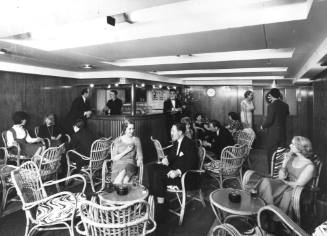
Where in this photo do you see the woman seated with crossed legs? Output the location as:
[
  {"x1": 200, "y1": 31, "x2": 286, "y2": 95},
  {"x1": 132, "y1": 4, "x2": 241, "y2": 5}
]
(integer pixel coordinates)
[
  {"x1": 256, "y1": 136, "x2": 315, "y2": 214},
  {"x1": 111, "y1": 119, "x2": 143, "y2": 185}
]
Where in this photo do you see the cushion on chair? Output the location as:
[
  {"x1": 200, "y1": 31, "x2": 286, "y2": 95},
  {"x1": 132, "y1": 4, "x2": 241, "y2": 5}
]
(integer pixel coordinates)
[
  {"x1": 36, "y1": 192, "x2": 86, "y2": 224},
  {"x1": 271, "y1": 147, "x2": 289, "y2": 179}
]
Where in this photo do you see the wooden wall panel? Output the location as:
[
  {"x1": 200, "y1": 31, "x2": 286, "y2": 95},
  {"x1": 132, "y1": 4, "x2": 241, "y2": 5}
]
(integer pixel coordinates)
[
  {"x1": 0, "y1": 71, "x2": 78, "y2": 141},
  {"x1": 189, "y1": 85, "x2": 313, "y2": 149}
]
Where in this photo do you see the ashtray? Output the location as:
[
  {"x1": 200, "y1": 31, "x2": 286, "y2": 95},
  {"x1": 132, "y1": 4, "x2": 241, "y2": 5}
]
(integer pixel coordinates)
[
  {"x1": 114, "y1": 184, "x2": 129, "y2": 195},
  {"x1": 228, "y1": 190, "x2": 241, "y2": 203}
]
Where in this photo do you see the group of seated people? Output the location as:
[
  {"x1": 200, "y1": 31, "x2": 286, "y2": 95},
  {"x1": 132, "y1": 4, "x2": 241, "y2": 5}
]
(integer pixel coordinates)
[{"x1": 3, "y1": 110, "x2": 318, "y2": 233}]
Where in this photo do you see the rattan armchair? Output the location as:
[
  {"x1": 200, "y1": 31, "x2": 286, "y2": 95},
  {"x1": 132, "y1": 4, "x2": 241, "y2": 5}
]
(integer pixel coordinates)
[
  {"x1": 32, "y1": 143, "x2": 65, "y2": 192},
  {"x1": 204, "y1": 144, "x2": 247, "y2": 188},
  {"x1": 167, "y1": 146, "x2": 206, "y2": 225},
  {"x1": 236, "y1": 130, "x2": 255, "y2": 168},
  {"x1": 1, "y1": 130, "x2": 31, "y2": 166},
  {"x1": 11, "y1": 161, "x2": 87, "y2": 236},
  {"x1": 76, "y1": 199, "x2": 156, "y2": 236},
  {"x1": 66, "y1": 137, "x2": 112, "y2": 192}
]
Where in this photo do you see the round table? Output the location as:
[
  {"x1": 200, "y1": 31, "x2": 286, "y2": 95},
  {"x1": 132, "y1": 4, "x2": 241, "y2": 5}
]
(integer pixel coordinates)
[
  {"x1": 210, "y1": 188, "x2": 265, "y2": 223},
  {"x1": 99, "y1": 184, "x2": 149, "y2": 206}
]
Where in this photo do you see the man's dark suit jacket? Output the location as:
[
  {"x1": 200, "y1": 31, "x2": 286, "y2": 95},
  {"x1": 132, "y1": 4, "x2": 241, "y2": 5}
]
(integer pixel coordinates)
[
  {"x1": 163, "y1": 99, "x2": 182, "y2": 127},
  {"x1": 66, "y1": 128, "x2": 96, "y2": 157},
  {"x1": 65, "y1": 96, "x2": 91, "y2": 135},
  {"x1": 208, "y1": 127, "x2": 235, "y2": 157},
  {"x1": 263, "y1": 99, "x2": 289, "y2": 147},
  {"x1": 106, "y1": 98, "x2": 123, "y2": 115},
  {"x1": 167, "y1": 136, "x2": 198, "y2": 174}
]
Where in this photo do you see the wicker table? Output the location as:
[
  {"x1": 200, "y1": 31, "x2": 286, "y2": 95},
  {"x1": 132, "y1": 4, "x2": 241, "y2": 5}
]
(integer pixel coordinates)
[
  {"x1": 210, "y1": 188, "x2": 265, "y2": 224},
  {"x1": 99, "y1": 184, "x2": 149, "y2": 206}
]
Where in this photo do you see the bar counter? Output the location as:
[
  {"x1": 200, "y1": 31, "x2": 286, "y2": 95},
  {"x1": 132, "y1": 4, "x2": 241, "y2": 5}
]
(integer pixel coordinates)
[{"x1": 88, "y1": 113, "x2": 168, "y2": 162}]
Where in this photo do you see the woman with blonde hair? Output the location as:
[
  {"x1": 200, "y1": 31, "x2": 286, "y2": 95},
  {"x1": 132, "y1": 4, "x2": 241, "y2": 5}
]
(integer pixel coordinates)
[
  {"x1": 257, "y1": 136, "x2": 315, "y2": 215},
  {"x1": 111, "y1": 119, "x2": 143, "y2": 185}
]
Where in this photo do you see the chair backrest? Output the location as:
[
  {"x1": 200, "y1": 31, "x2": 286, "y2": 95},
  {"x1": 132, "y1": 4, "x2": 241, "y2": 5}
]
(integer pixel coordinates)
[
  {"x1": 37, "y1": 144, "x2": 63, "y2": 181},
  {"x1": 11, "y1": 161, "x2": 47, "y2": 207},
  {"x1": 198, "y1": 146, "x2": 206, "y2": 170},
  {"x1": 150, "y1": 136, "x2": 166, "y2": 162},
  {"x1": 309, "y1": 154, "x2": 323, "y2": 189},
  {"x1": 34, "y1": 126, "x2": 40, "y2": 137},
  {"x1": 2, "y1": 130, "x2": 9, "y2": 148},
  {"x1": 79, "y1": 199, "x2": 151, "y2": 236},
  {"x1": 220, "y1": 144, "x2": 246, "y2": 176},
  {"x1": 89, "y1": 137, "x2": 112, "y2": 171},
  {"x1": 271, "y1": 147, "x2": 289, "y2": 179},
  {"x1": 236, "y1": 130, "x2": 255, "y2": 156}
]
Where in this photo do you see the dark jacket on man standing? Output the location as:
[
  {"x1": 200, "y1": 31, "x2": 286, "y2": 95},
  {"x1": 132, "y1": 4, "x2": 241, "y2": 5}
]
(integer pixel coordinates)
[{"x1": 163, "y1": 99, "x2": 182, "y2": 128}]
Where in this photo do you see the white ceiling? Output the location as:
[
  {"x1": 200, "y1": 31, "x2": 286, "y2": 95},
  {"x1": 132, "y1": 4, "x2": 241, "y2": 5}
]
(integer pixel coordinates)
[{"x1": 0, "y1": 0, "x2": 327, "y2": 85}]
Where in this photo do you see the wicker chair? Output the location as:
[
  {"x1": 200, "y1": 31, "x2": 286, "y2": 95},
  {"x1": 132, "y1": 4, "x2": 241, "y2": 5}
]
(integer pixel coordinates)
[
  {"x1": 32, "y1": 143, "x2": 65, "y2": 192},
  {"x1": 11, "y1": 161, "x2": 87, "y2": 236},
  {"x1": 76, "y1": 199, "x2": 156, "y2": 236},
  {"x1": 150, "y1": 136, "x2": 173, "y2": 162},
  {"x1": 66, "y1": 137, "x2": 112, "y2": 192},
  {"x1": 204, "y1": 144, "x2": 247, "y2": 188},
  {"x1": 0, "y1": 164, "x2": 18, "y2": 215},
  {"x1": 211, "y1": 223, "x2": 244, "y2": 236},
  {"x1": 167, "y1": 146, "x2": 207, "y2": 225},
  {"x1": 242, "y1": 147, "x2": 323, "y2": 224},
  {"x1": 1, "y1": 130, "x2": 31, "y2": 166},
  {"x1": 257, "y1": 205, "x2": 310, "y2": 236},
  {"x1": 236, "y1": 129, "x2": 255, "y2": 168}
]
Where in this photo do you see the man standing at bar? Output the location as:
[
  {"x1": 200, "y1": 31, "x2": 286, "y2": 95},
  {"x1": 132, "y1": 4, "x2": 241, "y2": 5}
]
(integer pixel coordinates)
[
  {"x1": 65, "y1": 88, "x2": 92, "y2": 135},
  {"x1": 261, "y1": 88, "x2": 289, "y2": 173},
  {"x1": 104, "y1": 90, "x2": 123, "y2": 115},
  {"x1": 163, "y1": 89, "x2": 182, "y2": 130}
]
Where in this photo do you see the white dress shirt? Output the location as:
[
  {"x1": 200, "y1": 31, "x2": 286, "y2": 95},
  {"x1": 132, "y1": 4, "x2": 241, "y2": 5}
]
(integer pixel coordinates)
[
  {"x1": 6, "y1": 125, "x2": 38, "y2": 147},
  {"x1": 171, "y1": 99, "x2": 176, "y2": 109}
]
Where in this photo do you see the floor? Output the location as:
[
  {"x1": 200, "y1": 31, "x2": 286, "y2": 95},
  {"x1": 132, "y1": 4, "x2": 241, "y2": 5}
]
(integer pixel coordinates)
[{"x1": 0, "y1": 149, "x2": 325, "y2": 236}]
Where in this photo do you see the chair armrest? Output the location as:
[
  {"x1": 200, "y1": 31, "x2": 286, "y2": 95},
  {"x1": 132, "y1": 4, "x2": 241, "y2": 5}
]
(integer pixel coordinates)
[
  {"x1": 24, "y1": 191, "x2": 77, "y2": 211},
  {"x1": 162, "y1": 144, "x2": 173, "y2": 150},
  {"x1": 213, "y1": 223, "x2": 243, "y2": 236},
  {"x1": 257, "y1": 205, "x2": 309, "y2": 236},
  {"x1": 75, "y1": 221, "x2": 86, "y2": 235},
  {"x1": 145, "y1": 217, "x2": 157, "y2": 235},
  {"x1": 291, "y1": 186, "x2": 304, "y2": 223},
  {"x1": 100, "y1": 159, "x2": 113, "y2": 191},
  {"x1": 66, "y1": 149, "x2": 90, "y2": 162},
  {"x1": 205, "y1": 153, "x2": 216, "y2": 162},
  {"x1": 65, "y1": 134, "x2": 71, "y2": 143},
  {"x1": 43, "y1": 174, "x2": 87, "y2": 193},
  {"x1": 0, "y1": 147, "x2": 8, "y2": 164},
  {"x1": 181, "y1": 169, "x2": 205, "y2": 191}
]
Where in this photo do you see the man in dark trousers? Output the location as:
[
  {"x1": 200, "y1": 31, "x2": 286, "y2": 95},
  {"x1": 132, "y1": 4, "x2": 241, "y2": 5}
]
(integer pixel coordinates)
[
  {"x1": 261, "y1": 88, "x2": 289, "y2": 173},
  {"x1": 65, "y1": 119, "x2": 97, "y2": 171},
  {"x1": 163, "y1": 89, "x2": 182, "y2": 130},
  {"x1": 202, "y1": 120, "x2": 235, "y2": 158},
  {"x1": 65, "y1": 88, "x2": 92, "y2": 135},
  {"x1": 103, "y1": 90, "x2": 123, "y2": 115},
  {"x1": 143, "y1": 123, "x2": 198, "y2": 222}
]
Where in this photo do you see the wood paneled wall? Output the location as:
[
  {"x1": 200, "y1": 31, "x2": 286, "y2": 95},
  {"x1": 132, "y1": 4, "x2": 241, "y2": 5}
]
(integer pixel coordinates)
[
  {"x1": 0, "y1": 71, "x2": 79, "y2": 138},
  {"x1": 189, "y1": 85, "x2": 313, "y2": 148}
]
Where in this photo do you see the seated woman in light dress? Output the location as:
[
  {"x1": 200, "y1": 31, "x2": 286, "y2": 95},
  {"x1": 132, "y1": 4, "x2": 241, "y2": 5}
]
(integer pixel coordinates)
[
  {"x1": 6, "y1": 111, "x2": 45, "y2": 157},
  {"x1": 111, "y1": 119, "x2": 143, "y2": 185},
  {"x1": 256, "y1": 136, "x2": 315, "y2": 215}
]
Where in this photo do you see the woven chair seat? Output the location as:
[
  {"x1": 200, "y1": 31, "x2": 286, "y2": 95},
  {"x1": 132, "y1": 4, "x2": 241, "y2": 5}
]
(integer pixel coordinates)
[
  {"x1": 204, "y1": 161, "x2": 237, "y2": 176},
  {"x1": 36, "y1": 192, "x2": 86, "y2": 224}
]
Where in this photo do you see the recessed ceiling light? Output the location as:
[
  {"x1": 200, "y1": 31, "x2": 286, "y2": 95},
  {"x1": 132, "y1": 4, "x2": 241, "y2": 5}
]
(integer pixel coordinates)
[
  {"x1": 0, "y1": 49, "x2": 8, "y2": 55},
  {"x1": 102, "y1": 49, "x2": 294, "y2": 66},
  {"x1": 82, "y1": 64, "x2": 95, "y2": 69},
  {"x1": 155, "y1": 67, "x2": 288, "y2": 75}
]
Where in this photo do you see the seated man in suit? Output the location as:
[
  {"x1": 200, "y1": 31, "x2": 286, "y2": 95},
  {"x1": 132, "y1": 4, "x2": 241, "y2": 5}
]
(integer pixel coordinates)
[
  {"x1": 143, "y1": 123, "x2": 198, "y2": 221},
  {"x1": 202, "y1": 120, "x2": 235, "y2": 158},
  {"x1": 65, "y1": 119, "x2": 97, "y2": 170}
]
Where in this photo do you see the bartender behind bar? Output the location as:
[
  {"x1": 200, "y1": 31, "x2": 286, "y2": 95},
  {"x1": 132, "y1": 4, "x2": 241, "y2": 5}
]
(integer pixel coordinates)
[{"x1": 103, "y1": 90, "x2": 123, "y2": 115}]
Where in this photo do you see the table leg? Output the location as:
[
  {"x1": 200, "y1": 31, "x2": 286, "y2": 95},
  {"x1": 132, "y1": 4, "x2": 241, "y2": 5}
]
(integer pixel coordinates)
[{"x1": 210, "y1": 200, "x2": 224, "y2": 224}]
